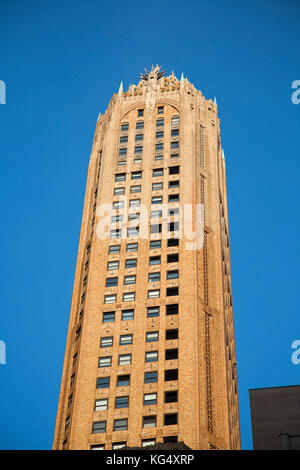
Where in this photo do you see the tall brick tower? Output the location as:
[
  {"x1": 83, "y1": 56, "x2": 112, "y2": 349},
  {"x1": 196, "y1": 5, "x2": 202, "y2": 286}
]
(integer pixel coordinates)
[{"x1": 53, "y1": 66, "x2": 241, "y2": 450}]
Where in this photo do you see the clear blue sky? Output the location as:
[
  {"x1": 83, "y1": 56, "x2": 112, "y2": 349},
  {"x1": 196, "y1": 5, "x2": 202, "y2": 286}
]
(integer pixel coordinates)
[{"x1": 0, "y1": 0, "x2": 299, "y2": 450}]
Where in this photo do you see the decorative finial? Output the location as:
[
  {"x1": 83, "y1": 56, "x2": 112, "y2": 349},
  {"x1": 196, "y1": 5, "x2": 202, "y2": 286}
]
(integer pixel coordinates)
[
  {"x1": 118, "y1": 81, "x2": 123, "y2": 95},
  {"x1": 222, "y1": 149, "x2": 225, "y2": 160},
  {"x1": 214, "y1": 96, "x2": 217, "y2": 106},
  {"x1": 180, "y1": 73, "x2": 184, "y2": 82},
  {"x1": 139, "y1": 65, "x2": 166, "y2": 81}
]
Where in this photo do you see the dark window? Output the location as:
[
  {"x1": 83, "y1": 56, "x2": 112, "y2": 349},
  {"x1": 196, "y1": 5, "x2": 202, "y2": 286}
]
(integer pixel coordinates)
[
  {"x1": 149, "y1": 256, "x2": 161, "y2": 265},
  {"x1": 156, "y1": 118, "x2": 164, "y2": 127},
  {"x1": 168, "y1": 194, "x2": 180, "y2": 202},
  {"x1": 119, "y1": 147, "x2": 127, "y2": 156},
  {"x1": 168, "y1": 221, "x2": 179, "y2": 231},
  {"x1": 166, "y1": 329, "x2": 178, "y2": 340},
  {"x1": 115, "y1": 173, "x2": 126, "y2": 181},
  {"x1": 171, "y1": 141, "x2": 179, "y2": 149},
  {"x1": 165, "y1": 349, "x2": 178, "y2": 360},
  {"x1": 114, "y1": 419, "x2": 128, "y2": 431},
  {"x1": 145, "y1": 371, "x2": 158, "y2": 383},
  {"x1": 135, "y1": 134, "x2": 143, "y2": 141},
  {"x1": 143, "y1": 416, "x2": 156, "y2": 428},
  {"x1": 167, "y1": 253, "x2": 179, "y2": 263},
  {"x1": 96, "y1": 377, "x2": 110, "y2": 389},
  {"x1": 167, "y1": 238, "x2": 179, "y2": 247},
  {"x1": 131, "y1": 171, "x2": 142, "y2": 180},
  {"x1": 122, "y1": 309, "x2": 134, "y2": 321},
  {"x1": 136, "y1": 121, "x2": 144, "y2": 129},
  {"x1": 156, "y1": 131, "x2": 164, "y2": 139},
  {"x1": 135, "y1": 146, "x2": 143, "y2": 154},
  {"x1": 157, "y1": 106, "x2": 164, "y2": 114},
  {"x1": 117, "y1": 375, "x2": 130, "y2": 387},
  {"x1": 138, "y1": 109, "x2": 144, "y2": 117},
  {"x1": 105, "y1": 277, "x2": 118, "y2": 287},
  {"x1": 171, "y1": 129, "x2": 179, "y2": 136},
  {"x1": 156, "y1": 143, "x2": 163, "y2": 151},
  {"x1": 167, "y1": 287, "x2": 179, "y2": 296},
  {"x1": 166, "y1": 304, "x2": 178, "y2": 315},
  {"x1": 147, "y1": 306, "x2": 160, "y2": 317},
  {"x1": 152, "y1": 168, "x2": 163, "y2": 177},
  {"x1": 164, "y1": 413, "x2": 178, "y2": 426},
  {"x1": 148, "y1": 272, "x2": 160, "y2": 282},
  {"x1": 167, "y1": 270, "x2": 178, "y2": 279},
  {"x1": 169, "y1": 166, "x2": 180, "y2": 175},
  {"x1": 165, "y1": 391, "x2": 178, "y2": 403},
  {"x1": 109, "y1": 245, "x2": 121, "y2": 254},
  {"x1": 169, "y1": 180, "x2": 179, "y2": 188},
  {"x1": 115, "y1": 396, "x2": 129, "y2": 409},
  {"x1": 163, "y1": 436, "x2": 178, "y2": 444},
  {"x1": 165, "y1": 369, "x2": 178, "y2": 381},
  {"x1": 120, "y1": 135, "x2": 128, "y2": 143}
]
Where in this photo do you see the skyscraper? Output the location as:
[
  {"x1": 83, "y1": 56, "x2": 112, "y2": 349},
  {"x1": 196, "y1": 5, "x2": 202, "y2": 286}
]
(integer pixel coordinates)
[{"x1": 53, "y1": 66, "x2": 241, "y2": 450}]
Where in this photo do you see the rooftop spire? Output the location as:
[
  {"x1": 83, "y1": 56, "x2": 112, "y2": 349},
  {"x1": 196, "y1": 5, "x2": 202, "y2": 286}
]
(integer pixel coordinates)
[{"x1": 118, "y1": 81, "x2": 123, "y2": 95}]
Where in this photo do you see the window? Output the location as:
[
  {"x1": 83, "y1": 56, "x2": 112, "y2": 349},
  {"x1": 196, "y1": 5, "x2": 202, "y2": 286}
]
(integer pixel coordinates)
[
  {"x1": 134, "y1": 157, "x2": 142, "y2": 164},
  {"x1": 68, "y1": 394, "x2": 73, "y2": 407},
  {"x1": 150, "y1": 240, "x2": 161, "y2": 249},
  {"x1": 145, "y1": 371, "x2": 158, "y2": 383},
  {"x1": 129, "y1": 198, "x2": 140, "y2": 207},
  {"x1": 166, "y1": 287, "x2": 179, "y2": 296},
  {"x1": 151, "y1": 210, "x2": 162, "y2": 219},
  {"x1": 148, "y1": 289, "x2": 160, "y2": 299},
  {"x1": 123, "y1": 292, "x2": 135, "y2": 302},
  {"x1": 118, "y1": 354, "x2": 131, "y2": 365},
  {"x1": 146, "y1": 331, "x2": 159, "y2": 342},
  {"x1": 115, "y1": 396, "x2": 129, "y2": 408},
  {"x1": 118, "y1": 160, "x2": 126, "y2": 166},
  {"x1": 166, "y1": 329, "x2": 178, "y2": 340},
  {"x1": 171, "y1": 153, "x2": 179, "y2": 159},
  {"x1": 92, "y1": 421, "x2": 106, "y2": 434},
  {"x1": 128, "y1": 213, "x2": 140, "y2": 223},
  {"x1": 96, "y1": 377, "x2": 110, "y2": 389},
  {"x1": 70, "y1": 373, "x2": 75, "y2": 386},
  {"x1": 149, "y1": 256, "x2": 161, "y2": 265},
  {"x1": 157, "y1": 106, "x2": 164, "y2": 114},
  {"x1": 164, "y1": 413, "x2": 178, "y2": 426},
  {"x1": 100, "y1": 336, "x2": 113, "y2": 348},
  {"x1": 115, "y1": 173, "x2": 126, "y2": 182},
  {"x1": 138, "y1": 109, "x2": 144, "y2": 117},
  {"x1": 142, "y1": 439, "x2": 156, "y2": 447},
  {"x1": 156, "y1": 118, "x2": 164, "y2": 127},
  {"x1": 163, "y1": 436, "x2": 178, "y2": 444},
  {"x1": 167, "y1": 253, "x2": 179, "y2": 263},
  {"x1": 112, "y1": 215, "x2": 123, "y2": 224},
  {"x1": 169, "y1": 180, "x2": 179, "y2": 189},
  {"x1": 167, "y1": 270, "x2": 178, "y2": 279},
  {"x1": 144, "y1": 393, "x2": 157, "y2": 406},
  {"x1": 112, "y1": 442, "x2": 127, "y2": 449},
  {"x1": 152, "y1": 182, "x2": 163, "y2": 190},
  {"x1": 155, "y1": 154, "x2": 163, "y2": 161},
  {"x1": 120, "y1": 334, "x2": 133, "y2": 345},
  {"x1": 110, "y1": 229, "x2": 122, "y2": 239},
  {"x1": 165, "y1": 369, "x2": 178, "y2": 381},
  {"x1": 122, "y1": 309, "x2": 134, "y2": 321},
  {"x1": 171, "y1": 129, "x2": 179, "y2": 137},
  {"x1": 98, "y1": 356, "x2": 112, "y2": 368},
  {"x1": 156, "y1": 131, "x2": 164, "y2": 139},
  {"x1": 113, "y1": 200, "x2": 124, "y2": 209},
  {"x1": 150, "y1": 224, "x2": 162, "y2": 234},
  {"x1": 130, "y1": 185, "x2": 141, "y2": 193},
  {"x1": 171, "y1": 141, "x2": 179, "y2": 149},
  {"x1": 143, "y1": 416, "x2": 156, "y2": 428},
  {"x1": 109, "y1": 245, "x2": 121, "y2": 254},
  {"x1": 165, "y1": 348, "x2": 178, "y2": 360},
  {"x1": 105, "y1": 277, "x2": 118, "y2": 287},
  {"x1": 121, "y1": 123, "x2": 129, "y2": 132},
  {"x1": 135, "y1": 145, "x2": 143, "y2": 154},
  {"x1": 168, "y1": 238, "x2": 179, "y2": 247},
  {"x1": 104, "y1": 294, "x2": 116, "y2": 304},
  {"x1": 114, "y1": 418, "x2": 128, "y2": 431},
  {"x1": 145, "y1": 351, "x2": 158, "y2": 362},
  {"x1": 169, "y1": 166, "x2": 180, "y2": 175},
  {"x1": 148, "y1": 272, "x2": 160, "y2": 282},
  {"x1": 126, "y1": 242, "x2": 138, "y2": 252},
  {"x1": 171, "y1": 115, "x2": 179, "y2": 126},
  {"x1": 136, "y1": 121, "x2": 144, "y2": 129},
  {"x1": 168, "y1": 194, "x2": 179, "y2": 203},
  {"x1": 120, "y1": 135, "x2": 128, "y2": 143},
  {"x1": 147, "y1": 306, "x2": 160, "y2": 318},
  {"x1": 114, "y1": 187, "x2": 125, "y2": 195},
  {"x1": 102, "y1": 311, "x2": 115, "y2": 323},
  {"x1": 90, "y1": 444, "x2": 105, "y2": 450},
  {"x1": 165, "y1": 391, "x2": 178, "y2": 403},
  {"x1": 119, "y1": 147, "x2": 127, "y2": 156},
  {"x1": 107, "y1": 260, "x2": 119, "y2": 270},
  {"x1": 124, "y1": 275, "x2": 136, "y2": 285},
  {"x1": 127, "y1": 227, "x2": 139, "y2": 237},
  {"x1": 76, "y1": 326, "x2": 81, "y2": 339},
  {"x1": 151, "y1": 196, "x2": 162, "y2": 205},
  {"x1": 135, "y1": 134, "x2": 143, "y2": 141},
  {"x1": 156, "y1": 143, "x2": 163, "y2": 151},
  {"x1": 125, "y1": 258, "x2": 137, "y2": 268},
  {"x1": 95, "y1": 398, "x2": 108, "y2": 411},
  {"x1": 131, "y1": 171, "x2": 142, "y2": 180},
  {"x1": 117, "y1": 374, "x2": 130, "y2": 386},
  {"x1": 153, "y1": 168, "x2": 163, "y2": 177}
]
